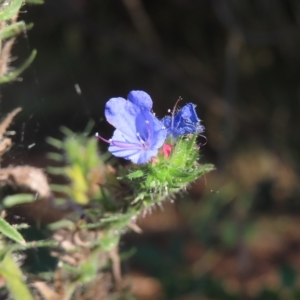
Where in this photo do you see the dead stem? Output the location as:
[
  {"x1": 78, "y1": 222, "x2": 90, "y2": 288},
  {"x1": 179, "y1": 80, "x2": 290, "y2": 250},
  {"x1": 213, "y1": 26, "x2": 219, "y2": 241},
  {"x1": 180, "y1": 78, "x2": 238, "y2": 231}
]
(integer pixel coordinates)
[{"x1": 109, "y1": 246, "x2": 122, "y2": 287}]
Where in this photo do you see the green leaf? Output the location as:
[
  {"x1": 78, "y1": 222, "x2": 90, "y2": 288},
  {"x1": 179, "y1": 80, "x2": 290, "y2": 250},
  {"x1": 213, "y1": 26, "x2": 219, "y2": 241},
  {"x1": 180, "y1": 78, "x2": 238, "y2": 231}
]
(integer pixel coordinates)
[
  {"x1": 47, "y1": 136, "x2": 63, "y2": 149},
  {"x1": 0, "y1": 49, "x2": 37, "y2": 83},
  {"x1": 197, "y1": 163, "x2": 215, "y2": 175},
  {"x1": 0, "y1": 254, "x2": 34, "y2": 300},
  {"x1": 47, "y1": 219, "x2": 75, "y2": 231},
  {"x1": 126, "y1": 170, "x2": 144, "y2": 179},
  {"x1": 60, "y1": 126, "x2": 75, "y2": 137},
  {"x1": 47, "y1": 152, "x2": 63, "y2": 161},
  {"x1": 25, "y1": 0, "x2": 44, "y2": 3},
  {"x1": 100, "y1": 231, "x2": 120, "y2": 252},
  {"x1": 78, "y1": 251, "x2": 99, "y2": 283},
  {"x1": 47, "y1": 166, "x2": 66, "y2": 175},
  {"x1": 82, "y1": 120, "x2": 95, "y2": 136},
  {"x1": 50, "y1": 184, "x2": 71, "y2": 194},
  {"x1": 169, "y1": 168, "x2": 192, "y2": 178},
  {"x1": 0, "y1": 218, "x2": 25, "y2": 244},
  {"x1": 186, "y1": 133, "x2": 198, "y2": 153},
  {"x1": 3, "y1": 193, "x2": 35, "y2": 207},
  {"x1": 0, "y1": 0, "x2": 23, "y2": 21},
  {"x1": 0, "y1": 22, "x2": 33, "y2": 40}
]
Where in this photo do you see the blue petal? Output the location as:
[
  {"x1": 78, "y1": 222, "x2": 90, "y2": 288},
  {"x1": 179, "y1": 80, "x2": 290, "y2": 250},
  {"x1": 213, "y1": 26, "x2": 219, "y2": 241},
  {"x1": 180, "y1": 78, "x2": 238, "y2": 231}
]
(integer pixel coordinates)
[
  {"x1": 135, "y1": 110, "x2": 153, "y2": 142},
  {"x1": 128, "y1": 90, "x2": 153, "y2": 110},
  {"x1": 161, "y1": 116, "x2": 171, "y2": 128},
  {"x1": 104, "y1": 90, "x2": 167, "y2": 164},
  {"x1": 108, "y1": 129, "x2": 159, "y2": 164},
  {"x1": 105, "y1": 97, "x2": 140, "y2": 142},
  {"x1": 108, "y1": 129, "x2": 142, "y2": 160},
  {"x1": 131, "y1": 148, "x2": 158, "y2": 164},
  {"x1": 150, "y1": 116, "x2": 167, "y2": 149},
  {"x1": 162, "y1": 103, "x2": 204, "y2": 138}
]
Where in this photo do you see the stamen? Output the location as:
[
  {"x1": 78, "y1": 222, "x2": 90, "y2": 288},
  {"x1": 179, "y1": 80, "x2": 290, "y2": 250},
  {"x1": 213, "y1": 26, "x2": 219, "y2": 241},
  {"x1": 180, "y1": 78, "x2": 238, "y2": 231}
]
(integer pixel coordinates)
[
  {"x1": 95, "y1": 132, "x2": 111, "y2": 144},
  {"x1": 145, "y1": 119, "x2": 151, "y2": 146},
  {"x1": 97, "y1": 132, "x2": 144, "y2": 149},
  {"x1": 198, "y1": 134, "x2": 208, "y2": 146},
  {"x1": 137, "y1": 132, "x2": 145, "y2": 145},
  {"x1": 171, "y1": 96, "x2": 183, "y2": 131}
]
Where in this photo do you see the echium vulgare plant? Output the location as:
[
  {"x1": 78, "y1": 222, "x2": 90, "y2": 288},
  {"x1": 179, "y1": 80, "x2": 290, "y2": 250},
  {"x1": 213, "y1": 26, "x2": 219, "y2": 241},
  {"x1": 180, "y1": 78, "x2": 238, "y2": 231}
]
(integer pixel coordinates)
[
  {"x1": 98, "y1": 90, "x2": 214, "y2": 209},
  {"x1": 4, "y1": 90, "x2": 214, "y2": 299}
]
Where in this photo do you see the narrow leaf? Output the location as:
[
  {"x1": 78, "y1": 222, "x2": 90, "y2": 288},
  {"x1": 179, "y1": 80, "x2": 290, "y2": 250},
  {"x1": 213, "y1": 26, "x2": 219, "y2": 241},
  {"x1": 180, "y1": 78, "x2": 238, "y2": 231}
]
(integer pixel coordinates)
[
  {"x1": 0, "y1": 49, "x2": 37, "y2": 83},
  {"x1": 0, "y1": 0, "x2": 23, "y2": 21},
  {"x1": 126, "y1": 170, "x2": 144, "y2": 179},
  {"x1": 0, "y1": 218, "x2": 25, "y2": 244},
  {"x1": 0, "y1": 22, "x2": 33, "y2": 40},
  {"x1": 47, "y1": 152, "x2": 63, "y2": 161},
  {"x1": 50, "y1": 184, "x2": 71, "y2": 195},
  {"x1": 0, "y1": 254, "x2": 34, "y2": 300},
  {"x1": 47, "y1": 136, "x2": 63, "y2": 149},
  {"x1": 25, "y1": 0, "x2": 44, "y2": 3},
  {"x1": 3, "y1": 193, "x2": 35, "y2": 208},
  {"x1": 47, "y1": 219, "x2": 75, "y2": 231},
  {"x1": 47, "y1": 166, "x2": 66, "y2": 175}
]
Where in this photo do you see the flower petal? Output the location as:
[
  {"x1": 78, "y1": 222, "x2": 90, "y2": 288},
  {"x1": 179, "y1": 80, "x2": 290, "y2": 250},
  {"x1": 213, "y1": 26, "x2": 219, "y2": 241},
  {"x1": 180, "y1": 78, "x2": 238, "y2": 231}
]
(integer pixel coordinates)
[
  {"x1": 134, "y1": 148, "x2": 158, "y2": 164},
  {"x1": 108, "y1": 129, "x2": 142, "y2": 160},
  {"x1": 105, "y1": 97, "x2": 139, "y2": 142},
  {"x1": 128, "y1": 90, "x2": 153, "y2": 110},
  {"x1": 161, "y1": 116, "x2": 171, "y2": 129},
  {"x1": 104, "y1": 90, "x2": 167, "y2": 164},
  {"x1": 174, "y1": 103, "x2": 200, "y2": 128},
  {"x1": 162, "y1": 103, "x2": 204, "y2": 138},
  {"x1": 108, "y1": 129, "x2": 158, "y2": 164},
  {"x1": 150, "y1": 118, "x2": 167, "y2": 149}
]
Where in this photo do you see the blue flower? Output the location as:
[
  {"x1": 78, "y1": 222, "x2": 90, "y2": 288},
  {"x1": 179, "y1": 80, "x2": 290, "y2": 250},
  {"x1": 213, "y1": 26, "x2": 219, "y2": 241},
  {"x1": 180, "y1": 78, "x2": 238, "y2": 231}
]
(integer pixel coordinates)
[
  {"x1": 102, "y1": 90, "x2": 167, "y2": 164},
  {"x1": 161, "y1": 103, "x2": 204, "y2": 138}
]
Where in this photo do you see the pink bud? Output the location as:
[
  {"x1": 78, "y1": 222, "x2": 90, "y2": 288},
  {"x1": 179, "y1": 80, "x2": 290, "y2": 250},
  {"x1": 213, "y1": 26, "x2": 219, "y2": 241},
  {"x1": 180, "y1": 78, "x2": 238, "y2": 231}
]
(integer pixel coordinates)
[{"x1": 162, "y1": 144, "x2": 172, "y2": 158}]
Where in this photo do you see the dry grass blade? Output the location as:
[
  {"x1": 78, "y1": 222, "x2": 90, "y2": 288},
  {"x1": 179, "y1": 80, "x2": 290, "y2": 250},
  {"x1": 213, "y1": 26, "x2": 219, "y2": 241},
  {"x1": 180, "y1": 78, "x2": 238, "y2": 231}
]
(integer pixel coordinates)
[
  {"x1": 0, "y1": 107, "x2": 21, "y2": 157},
  {"x1": 32, "y1": 281, "x2": 60, "y2": 300},
  {"x1": 0, "y1": 107, "x2": 21, "y2": 138},
  {"x1": 0, "y1": 37, "x2": 15, "y2": 77}
]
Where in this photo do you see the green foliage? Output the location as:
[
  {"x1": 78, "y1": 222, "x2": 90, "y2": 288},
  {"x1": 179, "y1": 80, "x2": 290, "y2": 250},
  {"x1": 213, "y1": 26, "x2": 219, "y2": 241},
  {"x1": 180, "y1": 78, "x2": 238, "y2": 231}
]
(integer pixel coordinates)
[
  {"x1": 44, "y1": 126, "x2": 213, "y2": 297},
  {"x1": 0, "y1": 49, "x2": 37, "y2": 83},
  {"x1": 123, "y1": 134, "x2": 214, "y2": 207},
  {"x1": 25, "y1": 0, "x2": 43, "y2": 4},
  {"x1": 0, "y1": 254, "x2": 34, "y2": 300},
  {"x1": 0, "y1": 1, "x2": 49, "y2": 298},
  {"x1": 47, "y1": 126, "x2": 114, "y2": 206},
  {"x1": 0, "y1": 218, "x2": 25, "y2": 244},
  {"x1": 0, "y1": 21, "x2": 33, "y2": 39},
  {"x1": 0, "y1": 0, "x2": 39, "y2": 84},
  {"x1": 3, "y1": 193, "x2": 36, "y2": 207},
  {"x1": 0, "y1": 0, "x2": 23, "y2": 21},
  {"x1": 0, "y1": 2, "x2": 214, "y2": 298}
]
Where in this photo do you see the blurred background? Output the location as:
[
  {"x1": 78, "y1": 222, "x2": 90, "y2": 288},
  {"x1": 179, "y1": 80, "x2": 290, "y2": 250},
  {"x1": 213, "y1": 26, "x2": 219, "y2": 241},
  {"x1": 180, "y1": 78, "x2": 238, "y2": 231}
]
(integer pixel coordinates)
[{"x1": 2, "y1": 0, "x2": 300, "y2": 299}]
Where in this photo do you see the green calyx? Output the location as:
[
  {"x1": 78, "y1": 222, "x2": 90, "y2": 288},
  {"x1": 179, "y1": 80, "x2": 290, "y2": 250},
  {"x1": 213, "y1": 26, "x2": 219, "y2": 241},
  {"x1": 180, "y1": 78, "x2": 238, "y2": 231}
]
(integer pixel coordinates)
[{"x1": 124, "y1": 134, "x2": 215, "y2": 206}]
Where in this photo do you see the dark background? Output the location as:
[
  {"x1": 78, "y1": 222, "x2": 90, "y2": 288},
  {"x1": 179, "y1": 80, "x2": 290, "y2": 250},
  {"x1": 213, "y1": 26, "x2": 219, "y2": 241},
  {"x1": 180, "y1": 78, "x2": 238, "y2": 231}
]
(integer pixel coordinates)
[{"x1": 3, "y1": 1, "x2": 300, "y2": 299}]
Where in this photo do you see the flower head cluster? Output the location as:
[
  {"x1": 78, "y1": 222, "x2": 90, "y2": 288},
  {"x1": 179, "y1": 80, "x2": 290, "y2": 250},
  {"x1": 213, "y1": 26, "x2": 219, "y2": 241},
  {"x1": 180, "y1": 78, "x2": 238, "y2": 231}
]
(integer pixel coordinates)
[
  {"x1": 161, "y1": 103, "x2": 204, "y2": 138},
  {"x1": 101, "y1": 91, "x2": 167, "y2": 164},
  {"x1": 99, "y1": 91, "x2": 204, "y2": 164}
]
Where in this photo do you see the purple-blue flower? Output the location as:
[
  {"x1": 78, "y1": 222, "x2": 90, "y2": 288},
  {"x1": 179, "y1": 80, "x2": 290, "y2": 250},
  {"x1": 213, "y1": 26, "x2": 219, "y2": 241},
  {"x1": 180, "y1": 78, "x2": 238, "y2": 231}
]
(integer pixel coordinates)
[
  {"x1": 101, "y1": 90, "x2": 167, "y2": 164},
  {"x1": 161, "y1": 103, "x2": 204, "y2": 138}
]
